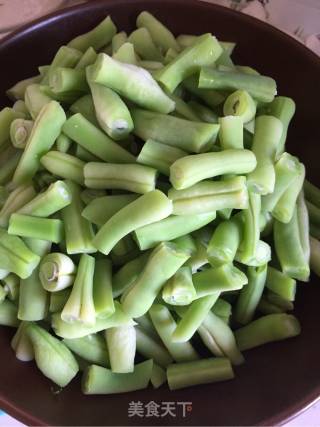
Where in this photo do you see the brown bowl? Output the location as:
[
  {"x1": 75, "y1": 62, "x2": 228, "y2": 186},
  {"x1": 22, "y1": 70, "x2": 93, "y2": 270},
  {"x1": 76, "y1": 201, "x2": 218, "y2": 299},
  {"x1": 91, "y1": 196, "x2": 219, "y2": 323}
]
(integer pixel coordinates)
[{"x1": 1, "y1": 0, "x2": 320, "y2": 425}]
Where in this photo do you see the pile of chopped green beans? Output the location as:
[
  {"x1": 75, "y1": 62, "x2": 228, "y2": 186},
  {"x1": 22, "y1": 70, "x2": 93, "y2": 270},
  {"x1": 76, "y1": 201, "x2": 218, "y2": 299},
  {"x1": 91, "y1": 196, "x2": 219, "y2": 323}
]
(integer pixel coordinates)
[{"x1": 0, "y1": 10, "x2": 319, "y2": 394}]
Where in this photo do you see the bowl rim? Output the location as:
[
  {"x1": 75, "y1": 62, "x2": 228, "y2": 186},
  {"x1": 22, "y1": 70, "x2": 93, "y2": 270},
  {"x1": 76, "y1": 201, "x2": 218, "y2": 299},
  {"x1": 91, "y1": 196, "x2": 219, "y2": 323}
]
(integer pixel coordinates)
[{"x1": 0, "y1": 0, "x2": 320, "y2": 426}]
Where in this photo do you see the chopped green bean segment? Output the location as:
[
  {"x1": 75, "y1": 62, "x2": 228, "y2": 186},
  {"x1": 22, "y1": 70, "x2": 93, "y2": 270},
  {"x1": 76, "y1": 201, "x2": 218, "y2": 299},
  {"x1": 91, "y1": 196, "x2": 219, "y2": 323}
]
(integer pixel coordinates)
[
  {"x1": 93, "y1": 259, "x2": 115, "y2": 318},
  {"x1": 170, "y1": 149, "x2": 256, "y2": 190},
  {"x1": 134, "y1": 212, "x2": 216, "y2": 250},
  {"x1": 155, "y1": 34, "x2": 223, "y2": 93},
  {"x1": 266, "y1": 267, "x2": 296, "y2": 301},
  {"x1": 167, "y1": 357, "x2": 234, "y2": 390},
  {"x1": 223, "y1": 90, "x2": 256, "y2": 124},
  {"x1": 0, "y1": 183, "x2": 36, "y2": 228},
  {"x1": 8, "y1": 214, "x2": 64, "y2": 243},
  {"x1": 151, "y1": 363, "x2": 167, "y2": 388},
  {"x1": 207, "y1": 219, "x2": 242, "y2": 267},
  {"x1": 304, "y1": 180, "x2": 320, "y2": 208},
  {"x1": 168, "y1": 176, "x2": 248, "y2": 215},
  {"x1": 135, "y1": 326, "x2": 173, "y2": 368},
  {"x1": 26, "y1": 322, "x2": 79, "y2": 387},
  {"x1": 82, "y1": 359, "x2": 153, "y2": 395},
  {"x1": 105, "y1": 324, "x2": 136, "y2": 373},
  {"x1": 149, "y1": 304, "x2": 199, "y2": 362},
  {"x1": 199, "y1": 68, "x2": 277, "y2": 103},
  {"x1": 132, "y1": 108, "x2": 220, "y2": 153},
  {"x1": 128, "y1": 28, "x2": 163, "y2": 61},
  {"x1": 63, "y1": 334, "x2": 109, "y2": 368},
  {"x1": 68, "y1": 16, "x2": 117, "y2": 52},
  {"x1": 235, "y1": 314, "x2": 301, "y2": 351},
  {"x1": 10, "y1": 118, "x2": 33, "y2": 149},
  {"x1": 41, "y1": 151, "x2": 85, "y2": 185},
  {"x1": 39, "y1": 252, "x2": 75, "y2": 292},
  {"x1": 11, "y1": 322, "x2": 34, "y2": 362},
  {"x1": 162, "y1": 267, "x2": 196, "y2": 305},
  {"x1": 0, "y1": 300, "x2": 19, "y2": 327}
]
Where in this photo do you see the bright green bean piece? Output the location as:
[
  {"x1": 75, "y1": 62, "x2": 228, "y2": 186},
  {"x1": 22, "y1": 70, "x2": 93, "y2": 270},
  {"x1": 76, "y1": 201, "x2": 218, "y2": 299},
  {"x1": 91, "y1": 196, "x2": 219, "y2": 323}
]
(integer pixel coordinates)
[
  {"x1": 2, "y1": 274, "x2": 19, "y2": 301},
  {"x1": 262, "y1": 152, "x2": 301, "y2": 213},
  {"x1": 274, "y1": 208, "x2": 310, "y2": 281},
  {"x1": 80, "y1": 189, "x2": 106, "y2": 205},
  {"x1": 266, "y1": 266, "x2": 296, "y2": 301},
  {"x1": 52, "y1": 301, "x2": 134, "y2": 339},
  {"x1": 0, "y1": 107, "x2": 25, "y2": 148},
  {"x1": 297, "y1": 191, "x2": 310, "y2": 263},
  {"x1": 41, "y1": 46, "x2": 82, "y2": 85},
  {"x1": 0, "y1": 183, "x2": 36, "y2": 228},
  {"x1": 162, "y1": 267, "x2": 196, "y2": 306},
  {"x1": 112, "y1": 31, "x2": 127, "y2": 54},
  {"x1": 167, "y1": 357, "x2": 234, "y2": 390},
  {"x1": 173, "y1": 294, "x2": 220, "y2": 342},
  {"x1": 234, "y1": 264, "x2": 267, "y2": 325},
  {"x1": 122, "y1": 242, "x2": 190, "y2": 318},
  {"x1": 219, "y1": 116, "x2": 244, "y2": 149},
  {"x1": 26, "y1": 322, "x2": 79, "y2": 387},
  {"x1": 49, "y1": 289, "x2": 71, "y2": 313},
  {"x1": 304, "y1": 180, "x2": 320, "y2": 208},
  {"x1": 137, "y1": 139, "x2": 187, "y2": 176},
  {"x1": 273, "y1": 163, "x2": 305, "y2": 223},
  {"x1": 90, "y1": 53, "x2": 174, "y2": 114},
  {"x1": 134, "y1": 212, "x2": 216, "y2": 250},
  {"x1": 0, "y1": 149, "x2": 21, "y2": 185},
  {"x1": 13, "y1": 101, "x2": 66, "y2": 185},
  {"x1": 39, "y1": 252, "x2": 75, "y2": 292},
  {"x1": 62, "y1": 113, "x2": 135, "y2": 163},
  {"x1": 128, "y1": 27, "x2": 163, "y2": 61},
  {"x1": 63, "y1": 334, "x2": 109, "y2": 368},
  {"x1": 265, "y1": 96, "x2": 296, "y2": 157},
  {"x1": 112, "y1": 42, "x2": 139, "y2": 65},
  {"x1": 8, "y1": 214, "x2": 63, "y2": 243},
  {"x1": 170, "y1": 149, "x2": 256, "y2": 190},
  {"x1": 82, "y1": 359, "x2": 153, "y2": 395},
  {"x1": 0, "y1": 229, "x2": 40, "y2": 279},
  {"x1": 183, "y1": 74, "x2": 226, "y2": 108},
  {"x1": 207, "y1": 219, "x2": 241, "y2": 267},
  {"x1": 212, "y1": 298, "x2": 232, "y2": 323},
  {"x1": 68, "y1": 16, "x2": 117, "y2": 52},
  {"x1": 266, "y1": 292, "x2": 294, "y2": 312},
  {"x1": 82, "y1": 194, "x2": 138, "y2": 227},
  {"x1": 202, "y1": 311, "x2": 244, "y2": 365},
  {"x1": 166, "y1": 91, "x2": 201, "y2": 121},
  {"x1": 151, "y1": 363, "x2": 167, "y2": 389},
  {"x1": 49, "y1": 67, "x2": 88, "y2": 93},
  {"x1": 223, "y1": 90, "x2": 256, "y2": 124},
  {"x1": 136, "y1": 11, "x2": 180, "y2": 52},
  {"x1": 176, "y1": 34, "x2": 198, "y2": 49},
  {"x1": 188, "y1": 100, "x2": 219, "y2": 124},
  {"x1": 89, "y1": 81, "x2": 133, "y2": 141},
  {"x1": 247, "y1": 116, "x2": 283, "y2": 195},
  {"x1": 135, "y1": 326, "x2": 173, "y2": 368},
  {"x1": 75, "y1": 46, "x2": 98, "y2": 70},
  {"x1": 69, "y1": 94, "x2": 99, "y2": 126},
  {"x1": 105, "y1": 324, "x2": 136, "y2": 373},
  {"x1": 61, "y1": 254, "x2": 96, "y2": 325},
  {"x1": 24, "y1": 84, "x2": 52, "y2": 119},
  {"x1": 149, "y1": 304, "x2": 198, "y2": 362},
  {"x1": 93, "y1": 190, "x2": 172, "y2": 255},
  {"x1": 18, "y1": 180, "x2": 72, "y2": 217},
  {"x1": 199, "y1": 68, "x2": 277, "y2": 103},
  {"x1": 236, "y1": 239, "x2": 271, "y2": 267},
  {"x1": 0, "y1": 300, "x2": 19, "y2": 327},
  {"x1": 193, "y1": 264, "x2": 247, "y2": 298},
  {"x1": 61, "y1": 180, "x2": 95, "y2": 254},
  {"x1": 10, "y1": 118, "x2": 33, "y2": 149},
  {"x1": 7, "y1": 74, "x2": 42, "y2": 101},
  {"x1": 18, "y1": 239, "x2": 51, "y2": 320},
  {"x1": 84, "y1": 162, "x2": 156, "y2": 194},
  {"x1": 112, "y1": 252, "x2": 150, "y2": 298},
  {"x1": 169, "y1": 176, "x2": 248, "y2": 215},
  {"x1": 11, "y1": 322, "x2": 34, "y2": 361},
  {"x1": 155, "y1": 34, "x2": 222, "y2": 93},
  {"x1": 235, "y1": 313, "x2": 301, "y2": 351},
  {"x1": 237, "y1": 191, "x2": 261, "y2": 263},
  {"x1": 93, "y1": 259, "x2": 115, "y2": 318},
  {"x1": 41, "y1": 150, "x2": 84, "y2": 185},
  {"x1": 131, "y1": 108, "x2": 219, "y2": 153}
]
